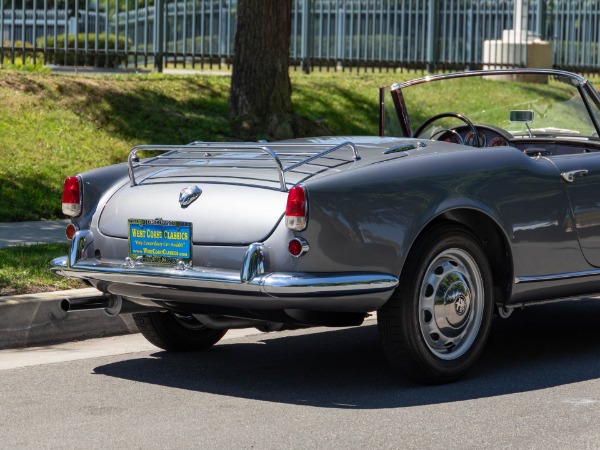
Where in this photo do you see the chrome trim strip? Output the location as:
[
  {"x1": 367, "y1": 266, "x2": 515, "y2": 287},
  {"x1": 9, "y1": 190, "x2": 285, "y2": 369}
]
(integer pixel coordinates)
[
  {"x1": 515, "y1": 269, "x2": 600, "y2": 284},
  {"x1": 261, "y1": 273, "x2": 398, "y2": 297},
  {"x1": 53, "y1": 230, "x2": 398, "y2": 298},
  {"x1": 51, "y1": 256, "x2": 399, "y2": 298},
  {"x1": 499, "y1": 295, "x2": 600, "y2": 313},
  {"x1": 384, "y1": 144, "x2": 414, "y2": 154}
]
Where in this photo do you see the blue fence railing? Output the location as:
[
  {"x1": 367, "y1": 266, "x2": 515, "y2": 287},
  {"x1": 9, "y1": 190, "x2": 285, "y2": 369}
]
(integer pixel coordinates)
[{"x1": 1, "y1": 0, "x2": 600, "y2": 73}]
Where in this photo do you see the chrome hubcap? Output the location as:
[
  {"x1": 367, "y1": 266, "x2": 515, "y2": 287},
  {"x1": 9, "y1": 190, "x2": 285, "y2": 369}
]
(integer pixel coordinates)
[{"x1": 419, "y1": 248, "x2": 484, "y2": 360}]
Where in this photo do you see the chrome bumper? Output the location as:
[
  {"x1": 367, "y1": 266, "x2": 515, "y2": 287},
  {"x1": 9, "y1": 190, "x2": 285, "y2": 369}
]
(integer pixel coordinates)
[{"x1": 50, "y1": 230, "x2": 399, "y2": 310}]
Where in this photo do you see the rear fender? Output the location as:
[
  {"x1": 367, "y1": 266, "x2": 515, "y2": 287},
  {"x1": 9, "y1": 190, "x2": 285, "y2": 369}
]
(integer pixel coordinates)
[{"x1": 72, "y1": 163, "x2": 130, "y2": 231}]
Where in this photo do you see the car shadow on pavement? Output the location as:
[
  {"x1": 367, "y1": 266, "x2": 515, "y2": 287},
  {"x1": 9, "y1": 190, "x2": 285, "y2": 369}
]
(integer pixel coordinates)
[{"x1": 94, "y1": 299, "x2": 600, "y2": 409}]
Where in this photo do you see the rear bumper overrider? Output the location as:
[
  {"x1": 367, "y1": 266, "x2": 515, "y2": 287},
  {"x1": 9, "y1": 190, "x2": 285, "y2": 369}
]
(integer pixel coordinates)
[{"x1": 50, "y1": 230, "x2": 399, "y2": 311}]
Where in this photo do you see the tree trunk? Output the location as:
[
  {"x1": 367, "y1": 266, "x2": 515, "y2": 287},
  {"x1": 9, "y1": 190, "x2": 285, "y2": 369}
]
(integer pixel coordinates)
[{"x1": 229, "y1": 0, "x2": 294, "y2": 139}]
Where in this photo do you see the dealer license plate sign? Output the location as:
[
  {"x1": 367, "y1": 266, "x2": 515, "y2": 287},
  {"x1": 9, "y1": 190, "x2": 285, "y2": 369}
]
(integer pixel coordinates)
[{"x1": 128, "y1": 219, "x2": 192, "y2": 264}]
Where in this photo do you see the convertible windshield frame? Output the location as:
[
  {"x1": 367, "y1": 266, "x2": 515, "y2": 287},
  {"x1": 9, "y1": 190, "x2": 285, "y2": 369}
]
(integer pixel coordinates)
[{"x1": 379, "y1": 69, "x2": 600, "y2": 140}]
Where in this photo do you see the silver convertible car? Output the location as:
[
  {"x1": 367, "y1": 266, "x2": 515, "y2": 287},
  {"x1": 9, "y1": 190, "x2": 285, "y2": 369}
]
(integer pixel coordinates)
[{"x1": 52, "y1": 69, "x2": 600, "y2": 384}]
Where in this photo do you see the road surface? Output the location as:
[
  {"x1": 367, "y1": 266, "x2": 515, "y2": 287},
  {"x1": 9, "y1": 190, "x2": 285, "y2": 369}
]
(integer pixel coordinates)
[{"x1": 1, "y1": 301, "x2": 600, "y2": 448}]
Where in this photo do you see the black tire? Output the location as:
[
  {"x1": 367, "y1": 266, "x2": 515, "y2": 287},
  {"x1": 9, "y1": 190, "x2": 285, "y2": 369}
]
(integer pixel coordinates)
[
  {"x1": 378, "y1": 224, "x2": 494, "y2": 384},
  {"x1": 133, "y1": 312, "x2": 227, "y2": 351}
]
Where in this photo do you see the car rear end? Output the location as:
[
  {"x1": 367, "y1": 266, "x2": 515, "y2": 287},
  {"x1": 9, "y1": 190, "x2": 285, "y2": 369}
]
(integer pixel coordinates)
[{"x1": 51, "y1": 140, "x2": 399, "y2": 321}]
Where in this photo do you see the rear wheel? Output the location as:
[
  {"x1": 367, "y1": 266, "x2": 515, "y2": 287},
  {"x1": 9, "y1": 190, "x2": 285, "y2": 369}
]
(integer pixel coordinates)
[
  {"x1": 133, "y1": 312, "x2": 227, "y2": 351},
  {"x1": 378, "y1": 225, "x2": 494, "y2": 384}
]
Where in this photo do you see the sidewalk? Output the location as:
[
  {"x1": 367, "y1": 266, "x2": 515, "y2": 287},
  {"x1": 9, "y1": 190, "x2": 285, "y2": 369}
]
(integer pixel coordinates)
[
  {"x1": 0, "y1": 219, "x2": 71, "y2": 248},
  {"x1": 0, "y1": 220, "x2": 137, "y2": 349}
]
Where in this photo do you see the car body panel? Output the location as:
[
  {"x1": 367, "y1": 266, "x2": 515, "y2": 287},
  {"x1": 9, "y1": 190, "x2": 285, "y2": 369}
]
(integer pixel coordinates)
[
  {"x1": 98, "y1": 183, "x2": 287, "y2": 245},
  {"x1": 548, "y1": 153, "x2": 600, "y2": 267},
  {"x1": 302, "y1": 142, "x2": 594, "y2": 299}
]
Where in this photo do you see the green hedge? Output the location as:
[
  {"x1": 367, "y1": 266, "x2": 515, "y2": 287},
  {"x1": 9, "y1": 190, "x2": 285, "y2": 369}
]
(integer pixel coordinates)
[
  {"x1": 37, "y1": 33, "x2": 131, "y2": 67},
  {"x1": 1, "y1": 41, "x2": 47, "y2": 71}
]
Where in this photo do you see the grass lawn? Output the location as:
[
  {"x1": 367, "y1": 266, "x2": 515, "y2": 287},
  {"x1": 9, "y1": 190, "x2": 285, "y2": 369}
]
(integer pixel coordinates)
[{"x1": 0, "y1": 243, "x2": 86, "y2": 296}]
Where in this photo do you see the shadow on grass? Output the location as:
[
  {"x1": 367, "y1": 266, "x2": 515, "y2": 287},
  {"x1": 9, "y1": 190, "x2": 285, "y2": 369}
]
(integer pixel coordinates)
[
  {"x1": 94, "y1": 299, "x2": 600, "y2": 409},
  {"x1": 62, "y1": 76, "x2": 378, "y2": 143},
  {"x1": 67, "y1": 77, "x2": 234, "y2": 144},
  {"x1": 0, "y1": 175, "x2": 63, "y2": 221},
  {"x1": 294, "y1": 83, "x2": 378, "y2": 136}
]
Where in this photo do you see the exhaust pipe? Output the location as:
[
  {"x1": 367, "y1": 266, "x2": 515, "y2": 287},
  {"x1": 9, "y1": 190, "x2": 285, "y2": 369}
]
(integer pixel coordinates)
[
  {"x1": 60, "y1": 296, "x2": 112, "y2": 313},
  {"x1": 61, "y1": 295, "x2": 161, "y2": 316},
  {"x1": 192, "y1": 313, "x2": 269, "y2": 330}
]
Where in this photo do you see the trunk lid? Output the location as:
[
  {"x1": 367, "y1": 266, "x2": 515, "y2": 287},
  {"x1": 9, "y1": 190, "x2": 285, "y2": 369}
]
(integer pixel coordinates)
[
  {"x1": 98, "y1": 138, "x2": 412, "y2": 245},
  {"x1": 98, "y1": 182, "x2": 286, "y2": 245}
]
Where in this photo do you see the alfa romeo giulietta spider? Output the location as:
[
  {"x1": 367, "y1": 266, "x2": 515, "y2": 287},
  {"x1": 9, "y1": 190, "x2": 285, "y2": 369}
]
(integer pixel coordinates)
[{"x1": 52, "y1": 69, "x2": 600, "y2": 383}]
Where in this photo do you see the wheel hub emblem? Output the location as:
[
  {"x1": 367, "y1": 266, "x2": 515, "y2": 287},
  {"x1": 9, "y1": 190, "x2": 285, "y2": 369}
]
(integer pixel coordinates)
[{"x1": 454, "y1": 295, "x2": 467, "y2": 316}]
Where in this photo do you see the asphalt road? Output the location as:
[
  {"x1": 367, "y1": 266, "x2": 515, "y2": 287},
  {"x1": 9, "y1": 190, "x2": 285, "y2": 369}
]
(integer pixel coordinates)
[{"x1": 1, "y1": 300, "x2": 600, "y2": 449}]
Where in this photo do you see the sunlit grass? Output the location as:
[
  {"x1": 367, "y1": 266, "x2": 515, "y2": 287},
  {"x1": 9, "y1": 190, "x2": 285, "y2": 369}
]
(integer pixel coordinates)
[
  {"x1": 0, "y1": 243, "x2": 85, "y2": 296},
  {"x1": 1, "y1": 55, "x2": 50, "y2": 72},
  {"x1": 0, "y1": 71, "x2": 232, "y2": 221}
]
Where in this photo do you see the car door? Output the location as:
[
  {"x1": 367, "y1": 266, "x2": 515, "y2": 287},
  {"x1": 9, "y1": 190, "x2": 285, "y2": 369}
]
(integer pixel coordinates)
[{"x1": 550, "y1": 151, "x2": 600, "y2": 267}]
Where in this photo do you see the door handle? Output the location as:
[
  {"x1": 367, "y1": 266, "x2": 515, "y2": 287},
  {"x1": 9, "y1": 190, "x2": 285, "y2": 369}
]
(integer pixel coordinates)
[{"x1": 561, "y1": 170, "x2": 589, "y2": 183}]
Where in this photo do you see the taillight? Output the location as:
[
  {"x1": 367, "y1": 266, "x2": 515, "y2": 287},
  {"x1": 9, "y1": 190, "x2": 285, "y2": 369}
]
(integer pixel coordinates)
[
  {"x1": 62, "y1": 176, "x2": 82, "y2": 217},
  {"x1": 285, "y1": 185, "x2": 307, "y2": 231}
]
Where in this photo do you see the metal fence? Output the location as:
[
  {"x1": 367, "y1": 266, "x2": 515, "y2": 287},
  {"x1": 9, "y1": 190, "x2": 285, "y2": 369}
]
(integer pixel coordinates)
[{"x1": 1, "y1": 0, "x2": 600, "y2": 73}]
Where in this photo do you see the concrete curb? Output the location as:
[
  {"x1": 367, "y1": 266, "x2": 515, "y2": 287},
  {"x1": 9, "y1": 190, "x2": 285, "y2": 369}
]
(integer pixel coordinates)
[{"x1": 0, "y1": 288, "x2": 138, "y2": 350}]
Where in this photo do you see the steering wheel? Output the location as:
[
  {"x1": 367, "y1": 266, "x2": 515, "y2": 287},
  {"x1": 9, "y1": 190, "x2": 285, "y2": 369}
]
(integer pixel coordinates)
[
  {"x1": 413, "y1": 112, "x2": 480, "y2": 147},
  {"x1": 430, "y1": 128, "x2": 465, "y2": 145}
]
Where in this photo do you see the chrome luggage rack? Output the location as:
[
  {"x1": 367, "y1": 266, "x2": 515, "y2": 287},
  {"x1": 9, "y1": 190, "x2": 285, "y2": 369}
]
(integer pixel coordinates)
[{"x1": 127, "y1": 141, "x2": 360, "y2": 191}]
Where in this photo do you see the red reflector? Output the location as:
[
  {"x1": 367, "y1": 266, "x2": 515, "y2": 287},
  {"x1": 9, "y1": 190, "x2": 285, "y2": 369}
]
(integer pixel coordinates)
[
  {"x1": 289, "y1": 239, "x2": 303, "y2": 256},
  {"x1": 288, "y1": 238, "x2": 309, "y2": 257},
  {"x1": 62, "y1": 176, "x2": 82, "y2": 217},
  {"x1": 285, "y1": 185, "x2": 307, "y2": 231},
  {"x1": 65, "y1": 224, "x2": 78, "y2": 240}
]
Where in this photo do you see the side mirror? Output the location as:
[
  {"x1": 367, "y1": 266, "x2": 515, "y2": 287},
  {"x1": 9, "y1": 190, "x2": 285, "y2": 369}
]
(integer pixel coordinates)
[{"x1": 510, "y1": 110, "x2": 534, "y2": 123}]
